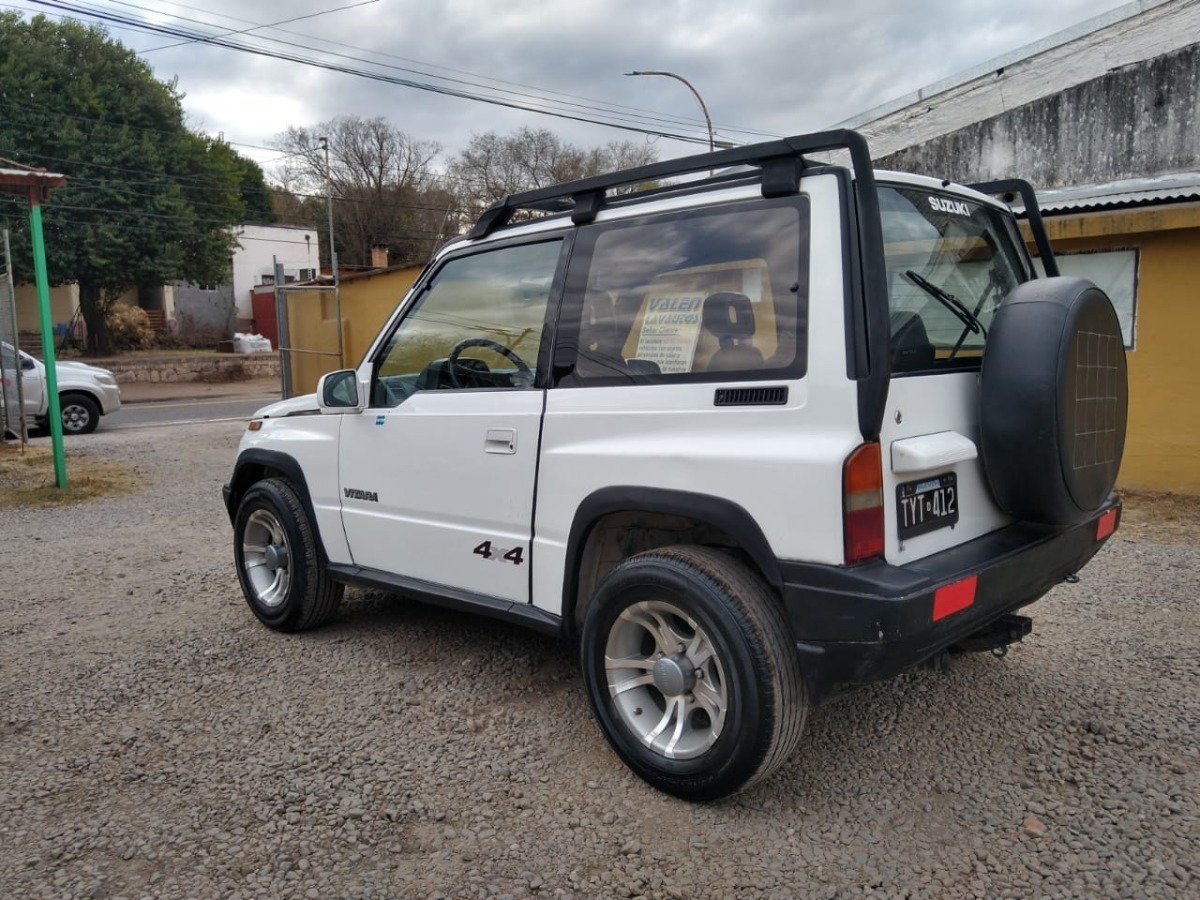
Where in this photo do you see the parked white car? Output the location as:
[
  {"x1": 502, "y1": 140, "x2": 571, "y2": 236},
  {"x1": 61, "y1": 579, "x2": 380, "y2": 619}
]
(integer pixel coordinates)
[{"x1": 1, "y1": 341, "x2": 121, "y2": 435}]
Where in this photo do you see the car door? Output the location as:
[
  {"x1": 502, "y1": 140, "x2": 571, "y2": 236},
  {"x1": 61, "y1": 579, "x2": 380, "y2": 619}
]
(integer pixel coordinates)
[{"x1": 337, "y1": 238, "x2": 565, "y2": 604}]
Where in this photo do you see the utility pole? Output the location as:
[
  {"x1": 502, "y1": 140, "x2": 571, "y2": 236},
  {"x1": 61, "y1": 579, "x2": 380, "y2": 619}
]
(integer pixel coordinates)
[{"x1": 319, "y1": 136, "x2": 344, "y2": 369}]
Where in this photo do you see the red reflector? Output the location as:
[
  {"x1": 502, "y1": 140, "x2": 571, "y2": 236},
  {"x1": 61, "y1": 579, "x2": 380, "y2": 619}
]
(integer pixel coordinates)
[
  {"x1": 1096, "y1": 509, "x2": 1118, "y2": 541},
  {"x1": 932, "y1": 575, "x2": 978, "y2": 622}
]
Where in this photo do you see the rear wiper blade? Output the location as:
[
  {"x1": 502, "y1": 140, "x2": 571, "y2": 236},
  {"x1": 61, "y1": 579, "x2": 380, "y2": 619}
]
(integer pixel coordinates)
[{"x1": 904, "y1": 270, "x2": 985, "y2": 335}]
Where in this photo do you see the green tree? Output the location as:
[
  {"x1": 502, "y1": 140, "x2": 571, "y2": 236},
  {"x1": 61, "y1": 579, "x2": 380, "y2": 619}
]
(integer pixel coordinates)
[{"x1": 0, "y1": 12, "x2": 275, "y2": 354}]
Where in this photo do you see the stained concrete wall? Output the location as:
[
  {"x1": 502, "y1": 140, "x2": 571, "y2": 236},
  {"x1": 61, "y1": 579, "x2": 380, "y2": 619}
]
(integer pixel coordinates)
[
  {"x1": 845, "y1": 0, "x2": 1200, "y2": 162},
  {"x1": 173, "y1": 282, "x2": 236, "y2": 347},
  {"x1": 874, "y1": 42, "x2": 1200, "y2": 186}
]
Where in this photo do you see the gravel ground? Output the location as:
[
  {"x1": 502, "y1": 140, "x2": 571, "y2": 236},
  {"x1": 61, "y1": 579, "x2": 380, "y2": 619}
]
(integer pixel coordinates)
[{"x1": 1, "y1": 421, "x2": 1196, "y2": 899}]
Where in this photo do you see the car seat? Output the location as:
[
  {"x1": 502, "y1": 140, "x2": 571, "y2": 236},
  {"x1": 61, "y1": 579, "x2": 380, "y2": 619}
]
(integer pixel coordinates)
[{"x1": 702, "y1": 292, "x2": 763, "y2": 371}]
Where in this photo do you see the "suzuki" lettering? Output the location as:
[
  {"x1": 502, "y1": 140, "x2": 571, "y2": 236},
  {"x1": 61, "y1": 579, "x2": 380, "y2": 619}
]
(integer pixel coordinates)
[{"x1": 928, "y1": 196, "x2": 972, "y2": 217}]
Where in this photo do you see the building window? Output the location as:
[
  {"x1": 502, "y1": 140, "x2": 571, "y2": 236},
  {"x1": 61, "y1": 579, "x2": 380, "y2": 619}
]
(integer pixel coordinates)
[{"x1": 1035, "y1": 248, "x2": 1139, "y2": 348}]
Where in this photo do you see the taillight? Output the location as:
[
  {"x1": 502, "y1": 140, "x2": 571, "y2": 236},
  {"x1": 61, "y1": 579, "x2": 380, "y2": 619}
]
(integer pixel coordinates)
[{"x1": 844, "y1": 442, "x2": 884, "y2": 564}]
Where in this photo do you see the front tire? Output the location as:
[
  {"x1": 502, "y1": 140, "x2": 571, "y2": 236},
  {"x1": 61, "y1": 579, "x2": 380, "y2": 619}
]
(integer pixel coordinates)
[
  {"x1": 233, "y1": 478, "x2": 343, "y2": 631},
  {"x1": 581, "y1": 546, "x2": 806, "y2": 801},
  {"x1": 59, "y1": 393, "x2": 100, "y2": 435}
]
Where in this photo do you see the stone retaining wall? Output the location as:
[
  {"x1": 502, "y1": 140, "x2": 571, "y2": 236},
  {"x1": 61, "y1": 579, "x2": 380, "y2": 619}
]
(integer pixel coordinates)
[{"x1": 89, "y1": 352, "x2": 280, "y2": 384}]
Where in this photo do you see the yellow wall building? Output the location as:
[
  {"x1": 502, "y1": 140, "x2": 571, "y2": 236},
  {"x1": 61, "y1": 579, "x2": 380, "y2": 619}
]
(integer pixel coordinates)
[
  {"x1": 1030, "y1": 202, "x2": 1200, "y2": 494},
  {"x1": 284, "y1": 265, "x2": 423, "y2": 396}
]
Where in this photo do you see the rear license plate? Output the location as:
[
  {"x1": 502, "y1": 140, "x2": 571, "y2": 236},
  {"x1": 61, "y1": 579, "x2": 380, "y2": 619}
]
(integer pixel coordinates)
[{"x1": 897, "y1": 472, "x2": 959, "y2": 540}]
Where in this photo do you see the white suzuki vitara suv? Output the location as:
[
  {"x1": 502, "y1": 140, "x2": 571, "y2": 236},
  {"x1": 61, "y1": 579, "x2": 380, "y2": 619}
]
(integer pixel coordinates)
[{"x1": 224, "y1": 131, "x2": 1127, "y2": 800}]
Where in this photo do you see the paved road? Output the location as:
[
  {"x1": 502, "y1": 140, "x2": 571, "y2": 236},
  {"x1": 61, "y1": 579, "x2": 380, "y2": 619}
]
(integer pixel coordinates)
[{"x1": 104, "y1": 394, "x2": 279, "y2": 430}]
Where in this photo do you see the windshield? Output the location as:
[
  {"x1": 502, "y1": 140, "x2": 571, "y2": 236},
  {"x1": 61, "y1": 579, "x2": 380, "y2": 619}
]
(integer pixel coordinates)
[{"x1": 879, "y1": 185, "x2": 1027, "y2": 373}]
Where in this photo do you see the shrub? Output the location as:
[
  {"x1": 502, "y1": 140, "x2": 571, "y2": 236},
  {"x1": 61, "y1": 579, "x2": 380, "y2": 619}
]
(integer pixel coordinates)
[{"x1": 106, "y1": 304, "x2": 155, "y2": 351}]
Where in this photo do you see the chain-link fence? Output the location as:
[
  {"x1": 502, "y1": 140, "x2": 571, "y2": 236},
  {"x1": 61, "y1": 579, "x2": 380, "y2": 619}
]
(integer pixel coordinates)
[{"x1": 1, "y1": 229, "x2": 28, "y2": 444}]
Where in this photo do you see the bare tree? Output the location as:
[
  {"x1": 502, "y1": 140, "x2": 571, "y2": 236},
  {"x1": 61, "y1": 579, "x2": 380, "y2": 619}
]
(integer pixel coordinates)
[
  {"x1": 273, "y1": 117, "x2": 454, "y2": 267},
  {"x1": 448, "y1": 128, "x2": 658, "y2": 223}
]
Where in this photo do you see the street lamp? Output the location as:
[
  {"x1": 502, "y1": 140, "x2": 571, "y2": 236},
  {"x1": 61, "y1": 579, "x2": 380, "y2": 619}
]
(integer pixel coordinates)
[{"x1": 626, "y1": 70, "x2": 715, "y2": 153}]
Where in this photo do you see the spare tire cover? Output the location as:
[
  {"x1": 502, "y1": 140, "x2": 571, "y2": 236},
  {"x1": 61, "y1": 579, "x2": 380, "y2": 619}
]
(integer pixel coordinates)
[{"x1": 980, "y1": 277, "x2": 1128, "y2": 527}]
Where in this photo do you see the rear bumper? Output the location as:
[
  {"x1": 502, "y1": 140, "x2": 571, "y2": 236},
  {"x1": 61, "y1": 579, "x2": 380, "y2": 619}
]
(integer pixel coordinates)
[{"x1": 780, "y1": 499, "x2": 1120, "y2": 705}]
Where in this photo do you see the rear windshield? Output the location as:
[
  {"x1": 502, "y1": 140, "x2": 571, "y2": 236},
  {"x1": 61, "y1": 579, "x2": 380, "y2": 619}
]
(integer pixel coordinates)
[{"x1": 879, "y1": 185, "x2": 1027, "y2": 373}]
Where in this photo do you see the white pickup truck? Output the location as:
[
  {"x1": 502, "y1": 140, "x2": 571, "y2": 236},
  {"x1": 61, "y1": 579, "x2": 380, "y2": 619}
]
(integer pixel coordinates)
[{"x1": 1, "y1": 341, "x2": 122, "y2": 436}]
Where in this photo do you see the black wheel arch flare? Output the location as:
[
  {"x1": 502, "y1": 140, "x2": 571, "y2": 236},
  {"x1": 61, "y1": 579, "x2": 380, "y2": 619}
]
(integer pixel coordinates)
[
  {"x1": 561, "y1": 486, "x2": 783, "y2": 636},
  {"x1": 226, "y1": 449, "x2": 328, "y2": 562}
]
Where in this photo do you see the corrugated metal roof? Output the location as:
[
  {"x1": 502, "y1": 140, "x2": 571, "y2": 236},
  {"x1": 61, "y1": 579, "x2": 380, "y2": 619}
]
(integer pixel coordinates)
[{"x1": 1028, "y1": 172, "x2": 1200, "y2": 214}]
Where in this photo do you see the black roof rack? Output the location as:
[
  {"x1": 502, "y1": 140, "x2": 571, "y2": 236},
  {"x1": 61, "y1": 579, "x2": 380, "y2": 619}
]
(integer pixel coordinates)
[
  {"x1": 470, "y1": 129, "x2": 872, "y2": 240},
  {"x1": 967, "y1": 178, "x2": 1060, "y2": 277}
]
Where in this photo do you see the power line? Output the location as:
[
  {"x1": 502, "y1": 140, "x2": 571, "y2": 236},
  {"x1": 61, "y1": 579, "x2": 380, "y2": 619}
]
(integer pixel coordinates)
[
  {"x1": 99, "y1": 0, "x2": 726, "y2": 139},
  {"x1": 136, "y1": 0, "x2": 379, "y2": 55},
  {"x1": 24, "y1": 0, "x2": 719, "y2": 146},
  {"x1": 1, "y1": 104, "x2": 513, "y2": 196},
  {"x1": 123, "y1": 0, "x2": 778, "y2": 141},
  {"x1": 0, "y1": 96, "x2": 300, "y2": 162},
  {"x1": 0, "y1": 193, "x2": 459, "y2": 239}
]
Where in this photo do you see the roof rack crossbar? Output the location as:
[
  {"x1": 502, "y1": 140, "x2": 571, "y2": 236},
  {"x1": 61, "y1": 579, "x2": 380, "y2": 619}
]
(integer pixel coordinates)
[{"x1": 468, "y1": 129, "x2": 873, "y2": 240}]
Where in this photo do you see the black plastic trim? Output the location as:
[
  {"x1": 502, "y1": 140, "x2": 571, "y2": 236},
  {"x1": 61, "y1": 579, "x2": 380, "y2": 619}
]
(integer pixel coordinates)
[
  {"x1": 968, "y1": 178, "x2": 1060, "y2": 277},
  {"x1": 561, "y1": 487, "x2": 782, "y2": 635},
  {"x1": 781, "y1": 498, "x2": 1120, "y2": 705},
  {"x1": 830, "y1": 167, "x2": 867, "y2": 382},
  {"x1": 326, "y1": 563, "x2": 562, "y2": 636},
  {"x1": 713, "y1": 386, "x2": 788, "y2": 406},
  {"x1": 224, "y1": 449, "x2": 328, "y2": 561}
]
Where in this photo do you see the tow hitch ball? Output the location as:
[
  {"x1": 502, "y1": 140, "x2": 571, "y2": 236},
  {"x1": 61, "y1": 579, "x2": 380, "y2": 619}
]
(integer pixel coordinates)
[
  {"x1": 925, "y1": 614, "x2": 1036, "y2": 672},
  {"x1": 956, "y1": 613, "x2": 1033, "y2": 655}
]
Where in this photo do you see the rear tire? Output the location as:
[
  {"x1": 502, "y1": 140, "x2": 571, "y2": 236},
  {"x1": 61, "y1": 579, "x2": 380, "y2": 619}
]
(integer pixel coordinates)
[
  {"x1": 233, "y1": 477, "x2": 343, "y2": 631},
  {"x1": 581, "y1": 545, "x2": 806, "y2": 801}
]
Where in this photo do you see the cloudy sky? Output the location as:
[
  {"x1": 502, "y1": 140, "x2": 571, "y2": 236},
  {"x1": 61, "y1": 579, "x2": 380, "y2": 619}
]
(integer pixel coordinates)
[{"x1": 10, "y1": 0, "x2": 1134, "y2": 176}]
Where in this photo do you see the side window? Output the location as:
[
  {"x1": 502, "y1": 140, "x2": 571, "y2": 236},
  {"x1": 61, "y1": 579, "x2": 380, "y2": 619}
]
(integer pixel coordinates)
[
  {"x1": 371, "y1": 240, "x2": 562, "y2": 407},
  {"x1": 557, "y1": 198, "x2": 809, "y2": 384}
]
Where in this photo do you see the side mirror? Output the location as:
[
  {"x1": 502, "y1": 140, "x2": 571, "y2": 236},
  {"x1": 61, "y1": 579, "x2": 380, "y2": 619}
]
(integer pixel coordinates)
[
  {"x1": 317, "y1": 369, "x2": 363, "y2": 414},
  {"x1": 21, "y1": 356, "x2": 36, "y2": 371}
]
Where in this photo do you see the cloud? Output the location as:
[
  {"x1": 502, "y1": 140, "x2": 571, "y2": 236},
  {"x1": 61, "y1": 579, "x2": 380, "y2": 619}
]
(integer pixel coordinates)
[{"x1": 11, "y1": 0, "x2": 1132, "y2": 174}]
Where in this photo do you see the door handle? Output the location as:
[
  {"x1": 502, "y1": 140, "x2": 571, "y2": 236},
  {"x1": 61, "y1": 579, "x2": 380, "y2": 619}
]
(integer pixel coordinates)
[{"x1": 484, "y1": 427, "x2": 517, "y2": 454}]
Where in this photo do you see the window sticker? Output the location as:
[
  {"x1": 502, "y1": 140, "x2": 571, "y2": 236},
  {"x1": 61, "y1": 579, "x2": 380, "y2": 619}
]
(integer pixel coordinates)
[{"x1": 634, "y1": 292, "x2": 704, "y2": 374}]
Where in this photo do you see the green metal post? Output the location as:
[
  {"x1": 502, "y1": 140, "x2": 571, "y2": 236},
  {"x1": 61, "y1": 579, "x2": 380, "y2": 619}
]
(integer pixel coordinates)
[{"x1": 29, "y1": 200, "x2": 66, "y2": 487}]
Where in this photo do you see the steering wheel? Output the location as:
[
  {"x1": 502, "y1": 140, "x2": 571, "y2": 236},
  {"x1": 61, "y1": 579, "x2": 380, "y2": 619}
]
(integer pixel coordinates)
[{"x1": 447, "y1": 337, "x2": 533, "y2": 389}]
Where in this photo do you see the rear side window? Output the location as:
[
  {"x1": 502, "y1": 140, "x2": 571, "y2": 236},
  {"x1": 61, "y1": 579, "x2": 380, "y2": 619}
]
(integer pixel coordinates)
[
  {"x1": 880, "y1": 186, "x2": 1026, "y2": 373},
  {"x1": 555, "y1": 197, "x2": 810, "y2": 384}
]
